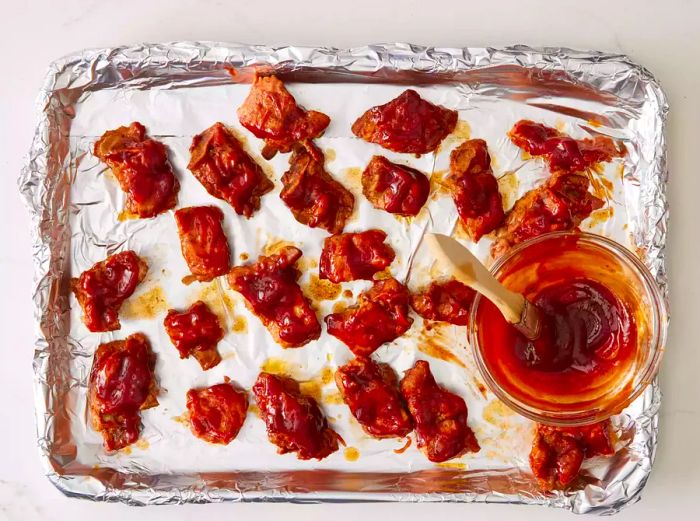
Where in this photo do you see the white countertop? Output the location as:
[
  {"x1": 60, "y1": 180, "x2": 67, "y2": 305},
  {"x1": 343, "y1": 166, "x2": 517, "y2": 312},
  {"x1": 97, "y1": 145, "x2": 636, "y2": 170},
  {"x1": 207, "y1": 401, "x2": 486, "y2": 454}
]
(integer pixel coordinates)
[{"x1": 1, "y1": 0, "x2": 699, "y2": 519}]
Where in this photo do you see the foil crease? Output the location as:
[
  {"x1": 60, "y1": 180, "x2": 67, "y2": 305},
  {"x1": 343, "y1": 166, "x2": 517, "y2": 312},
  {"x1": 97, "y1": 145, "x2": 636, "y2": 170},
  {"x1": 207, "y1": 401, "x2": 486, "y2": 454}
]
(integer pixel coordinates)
[{"x1": 18, "y1": 42, "x2": 669, "y2": 514}]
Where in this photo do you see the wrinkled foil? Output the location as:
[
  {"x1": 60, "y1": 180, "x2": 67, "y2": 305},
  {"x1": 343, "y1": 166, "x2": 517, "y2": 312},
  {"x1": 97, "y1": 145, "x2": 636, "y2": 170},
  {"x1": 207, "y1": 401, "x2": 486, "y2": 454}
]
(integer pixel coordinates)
[{"x1": 18, "y1": 43, "x2": 668, "y2": 514}]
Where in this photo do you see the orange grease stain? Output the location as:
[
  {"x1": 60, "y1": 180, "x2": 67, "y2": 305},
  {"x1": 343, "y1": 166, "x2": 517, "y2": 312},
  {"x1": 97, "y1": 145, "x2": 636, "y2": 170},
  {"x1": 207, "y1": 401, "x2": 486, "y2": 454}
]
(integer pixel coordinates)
[
  {"x1": 117, "y1": 209, "x2": 138, "y2": 222},
  {"x1": 332, "y1": 301, "x2": 348, "y2": 313},
  {"x1": 341, "y1": 167, "x2": 363, "y2": 194},
  {"x1": 262, "y1": 238, "x2": 297, "y2": 256},
  {"x1": 172, "y1": 412, "x2": 190, "y2": 426},
  {"x1": 304, "y1": 275, "x2": 341, "y2": 302},
  {"x1": 134, "y1": 439, "x2": 150, "y2": 450},
  {"x1": 121, "y1": 286, "x2": 167, "y2": 320},
  {"x1": 323, "y1": 391, "x2": 344, "y2": 405},
  {"x1": 498, "y1": 171, "x2": 520, "y2": 211},
  {"x1": 451, "y1": 120, "x2": 471, "y2": 140},
  {"x1": 231, "y1": 315, "x2": 247, "y2": 333},
  {"x1": 585, "y1": 206, "x2": 615, "y2": 229},
  {"x1": 429, "y1": 170, "x2": 450, "y2": 199},
  {"x1": 344, "y1": 447, "x2": 360, "y2": 462},
  {"x1": 394, "y1": 437, "x2": 412, "y2": 454},
  {"x1": 195, "y1": 281, "x2": 235, "y2": 325},
  {"x1": 436, "y1": 462, "x2": 466, "y2": 470},
  {"x1": 418, "y1": 325, "x2": 466, "y2": 368}
]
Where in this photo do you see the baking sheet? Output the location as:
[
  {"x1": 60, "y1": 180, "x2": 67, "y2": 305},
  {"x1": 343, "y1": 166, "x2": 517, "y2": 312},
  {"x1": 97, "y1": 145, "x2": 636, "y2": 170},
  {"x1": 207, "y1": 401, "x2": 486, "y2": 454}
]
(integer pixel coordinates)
[{"x1": 19, "y1": 43, "x2": 668, "y2": 514}]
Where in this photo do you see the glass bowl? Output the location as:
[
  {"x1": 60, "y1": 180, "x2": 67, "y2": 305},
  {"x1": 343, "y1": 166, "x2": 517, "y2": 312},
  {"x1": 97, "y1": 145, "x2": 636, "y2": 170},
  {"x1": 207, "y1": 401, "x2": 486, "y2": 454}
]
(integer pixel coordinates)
[{"x1": 468, "y1": 231, "x2": 668, "y2": 426}]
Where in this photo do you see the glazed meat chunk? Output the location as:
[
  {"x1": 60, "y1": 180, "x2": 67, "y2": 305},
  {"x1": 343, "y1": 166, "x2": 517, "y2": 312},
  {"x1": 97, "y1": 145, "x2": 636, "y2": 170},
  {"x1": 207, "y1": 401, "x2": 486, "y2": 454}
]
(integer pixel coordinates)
[
  {"x1": 325, "y1": 278, "x2": 413, "y2": 357},
  {"x1": 253, "y1": 372, "x2": 340, "y2": 460},
  {"x1": 186, "y1": 383, "x2": 248, "y2": 444},
  {"x1": 93, "y1": 122, "x2": 179, "y2": 218},
  {"x1": 164, "y1": 301, "x2": 224, "y2": 370},
  {"x1": 71, "y1": 250, "x2": 148, "y2": 332},
  {"x1": 174, "y1": 206, "x2": 231, "y2": 283},
  {"x1": 400, "y1": 360, "x2": 480, "y2": 462},
  {"x1": 335, "y1": 358, "x2": 413, "y2": 438},
  {"x1": 227, "y1": 246, "x2": 320, "y2": 347},
  {"x1": 188, "y1": 122, "x2": 273, "y2": 217},
  {"x1": 447, "y1": 139, "x2": 504, "y2": 242},
  {"x1": 237, "y1": 75, "x2": 331, "y2": 159},
  {"x1": 529, "y1": 420, "x2": 614, "y2": 491},
  {"x1": 361, "y1": 156, "x2": 430, "y2": 216},
  {"x1": 351, "y1": 89, "x2": 457, "y2": 154},
  {"x1": 280, "y1": 142, "x2": 355, "y2": 234},
  {"x1": 410, "y1": 279, "x2": 476, "y2": 326},
  {"x1": 491, "y1": 173, "x2": 604, "y2": 258},
  {"x1": 319, "y1": 229, "x2": 395, "y2": 283},
  {"x1": 509, "y1": 120, "x2": 625, "y2": 174},
  {"x1": 88, "y1": 333, "x2": 158, "y2": 451}
]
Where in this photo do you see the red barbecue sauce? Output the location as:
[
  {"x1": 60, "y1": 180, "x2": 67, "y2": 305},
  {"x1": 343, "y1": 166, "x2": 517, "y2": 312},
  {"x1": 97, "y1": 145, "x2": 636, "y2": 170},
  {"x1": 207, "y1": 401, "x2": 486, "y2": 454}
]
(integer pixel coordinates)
[{"x1": 476, "y1": 235, "x2": 638, "y2": 413}]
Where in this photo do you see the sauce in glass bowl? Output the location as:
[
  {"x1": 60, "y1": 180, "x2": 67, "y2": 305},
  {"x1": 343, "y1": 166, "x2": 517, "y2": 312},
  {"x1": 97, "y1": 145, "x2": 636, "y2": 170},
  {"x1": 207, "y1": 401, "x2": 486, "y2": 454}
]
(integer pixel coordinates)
[{"x1": 470, "y1": 232, "x2": 666, "y2": 426}]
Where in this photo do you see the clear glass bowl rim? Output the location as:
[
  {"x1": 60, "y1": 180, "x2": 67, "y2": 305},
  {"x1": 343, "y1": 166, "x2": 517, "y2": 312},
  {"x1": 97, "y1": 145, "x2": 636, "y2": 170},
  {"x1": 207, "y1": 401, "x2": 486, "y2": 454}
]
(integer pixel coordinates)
[{"x1": 467, "y1": 230, "x2": 668, "y2": 426}]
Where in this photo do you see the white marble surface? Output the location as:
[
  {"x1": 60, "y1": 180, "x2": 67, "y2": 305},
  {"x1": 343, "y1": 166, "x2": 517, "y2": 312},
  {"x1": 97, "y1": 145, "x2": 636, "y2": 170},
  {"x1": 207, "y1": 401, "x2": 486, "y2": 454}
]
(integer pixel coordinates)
[{"x1": 1, "y1": 0, "x2": 699, "y2": 519}]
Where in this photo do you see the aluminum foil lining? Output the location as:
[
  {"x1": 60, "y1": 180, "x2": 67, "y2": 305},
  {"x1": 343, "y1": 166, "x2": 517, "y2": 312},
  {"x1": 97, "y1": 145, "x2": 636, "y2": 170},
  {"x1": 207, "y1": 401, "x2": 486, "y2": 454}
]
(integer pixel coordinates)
[{"x1": 19, "y1": 42, "x2": 669, "y2": 514}]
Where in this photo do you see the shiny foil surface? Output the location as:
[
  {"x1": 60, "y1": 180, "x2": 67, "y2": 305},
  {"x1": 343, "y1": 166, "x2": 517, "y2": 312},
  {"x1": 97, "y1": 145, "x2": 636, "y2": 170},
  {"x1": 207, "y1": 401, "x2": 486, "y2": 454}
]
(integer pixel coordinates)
[{"x1": 19, "y1": 43, "x2": 668, "y2": 514}]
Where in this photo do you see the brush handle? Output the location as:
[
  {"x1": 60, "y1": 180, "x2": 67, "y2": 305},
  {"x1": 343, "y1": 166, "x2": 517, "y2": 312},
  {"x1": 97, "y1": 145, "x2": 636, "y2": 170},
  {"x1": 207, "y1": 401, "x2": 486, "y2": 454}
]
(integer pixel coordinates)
[{"x1": 426, "y1": 233, "x2": 525, "y2": 324}]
